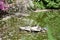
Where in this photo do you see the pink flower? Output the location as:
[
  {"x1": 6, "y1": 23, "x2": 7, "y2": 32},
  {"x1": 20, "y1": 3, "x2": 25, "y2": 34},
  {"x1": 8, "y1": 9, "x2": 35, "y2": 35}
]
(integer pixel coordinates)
[{"x1": 0, "y1": 1, "x2": 9, "y2": 10}]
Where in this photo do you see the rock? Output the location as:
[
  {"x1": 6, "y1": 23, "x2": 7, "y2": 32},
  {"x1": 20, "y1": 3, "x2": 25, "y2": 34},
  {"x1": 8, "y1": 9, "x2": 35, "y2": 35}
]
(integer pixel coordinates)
[
  {"x1": 0, "y1": 38, "x2": 2, "y2": 40},
  {"x1": 19, "y1": 26, "x2": 47, "y2": 32},
  {"x1": 31, "y1": 26, "x2": 41, "y2": 31},
  {"x1": 19, "y1": 26, "x2": 31, "y2": 32}
]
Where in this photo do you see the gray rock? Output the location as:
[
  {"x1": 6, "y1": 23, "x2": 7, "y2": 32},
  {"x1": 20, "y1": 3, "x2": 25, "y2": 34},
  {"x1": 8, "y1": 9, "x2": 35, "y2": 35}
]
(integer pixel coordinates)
[
  {"x1": 0, "y1": 38, "x2": 2, "y2": 40},
  {"x1": 19, "y1": 26, "x2": 47, "y2": 32}
]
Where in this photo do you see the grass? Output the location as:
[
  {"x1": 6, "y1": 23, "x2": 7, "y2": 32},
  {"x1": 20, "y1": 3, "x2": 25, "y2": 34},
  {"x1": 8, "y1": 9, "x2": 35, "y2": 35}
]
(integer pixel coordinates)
[
  {"x1": 0, "y1": 10, "x2": 60, "y2": 40},
  {"x1": 28, "y1": 11, "x2": 60, "y2": 40},
  {"x1": 0, "y1": 16, "x2": 47, "y2": 40},
  {"x1": 47, "y1": 26, "x2": 56, "y2": 40}
]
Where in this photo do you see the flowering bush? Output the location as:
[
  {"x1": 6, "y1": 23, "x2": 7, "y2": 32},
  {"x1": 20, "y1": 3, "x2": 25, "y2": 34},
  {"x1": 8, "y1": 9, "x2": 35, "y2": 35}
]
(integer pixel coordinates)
[{"x1": 0, "y1": 1, "x2": 9, "y2": 10}]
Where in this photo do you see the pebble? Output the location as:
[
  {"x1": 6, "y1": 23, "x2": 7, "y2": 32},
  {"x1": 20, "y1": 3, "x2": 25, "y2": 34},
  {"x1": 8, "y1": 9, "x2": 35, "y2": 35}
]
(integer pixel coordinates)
[{"x1": 0, "y1": 38, "x2": 2, "y2": 40}]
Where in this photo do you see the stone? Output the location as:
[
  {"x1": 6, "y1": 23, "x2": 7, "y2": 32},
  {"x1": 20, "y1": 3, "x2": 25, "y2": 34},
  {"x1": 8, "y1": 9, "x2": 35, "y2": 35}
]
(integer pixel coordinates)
[
  {"x1": 0, "y1": 38, "x2": 2, "y2": 40},
  {"x1": 19, "y1": 26, "x2": 43, "y2": 32}
]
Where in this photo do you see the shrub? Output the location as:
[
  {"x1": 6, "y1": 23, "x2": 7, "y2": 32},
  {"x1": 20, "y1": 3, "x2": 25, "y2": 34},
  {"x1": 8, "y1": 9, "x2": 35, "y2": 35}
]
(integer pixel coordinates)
[{"x1": 34, "y1": 0, "x2": 60, "y2": 9}]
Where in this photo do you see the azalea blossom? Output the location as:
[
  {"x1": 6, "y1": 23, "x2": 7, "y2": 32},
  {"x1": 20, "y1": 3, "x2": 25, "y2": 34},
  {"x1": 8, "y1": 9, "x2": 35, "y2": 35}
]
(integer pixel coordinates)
[{"x1": 0, "y1": 0, "x2": 9, "y2": 10}]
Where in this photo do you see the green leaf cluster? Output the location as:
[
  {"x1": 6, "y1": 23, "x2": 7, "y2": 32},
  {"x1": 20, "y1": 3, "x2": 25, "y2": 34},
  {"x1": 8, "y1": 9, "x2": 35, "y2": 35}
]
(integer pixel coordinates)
[{"x1": 34, "y1": 0, "x2": 60, "y2": 9}]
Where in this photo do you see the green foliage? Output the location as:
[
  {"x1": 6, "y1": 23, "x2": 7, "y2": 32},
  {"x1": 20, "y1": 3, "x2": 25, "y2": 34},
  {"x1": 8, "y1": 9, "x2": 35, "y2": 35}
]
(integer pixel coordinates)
[
  {"x1": 7, "y1": 0, "x2": 14, "y2": 4},
  {"x1": 0, "y1": 17, "x2": 29, "y2": 40},
  {"x1": 34, "y1": 0, "x2": 60, "y2": 9},
  {"x1": 47, "y1": 26, "x2": 56, "y2": 40},
  {"x1": 34, "y1": 1, "x2": 45, "y2": 9},
  {"x1": 20, "y1": 33, "x2": 47, "y2": 40},
  {"x1": 0, "y1": 16, "x2": 47, "y2": 40},
  {"x1": 29, "y1": 11, "x2": 60, "y2": 40}
]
